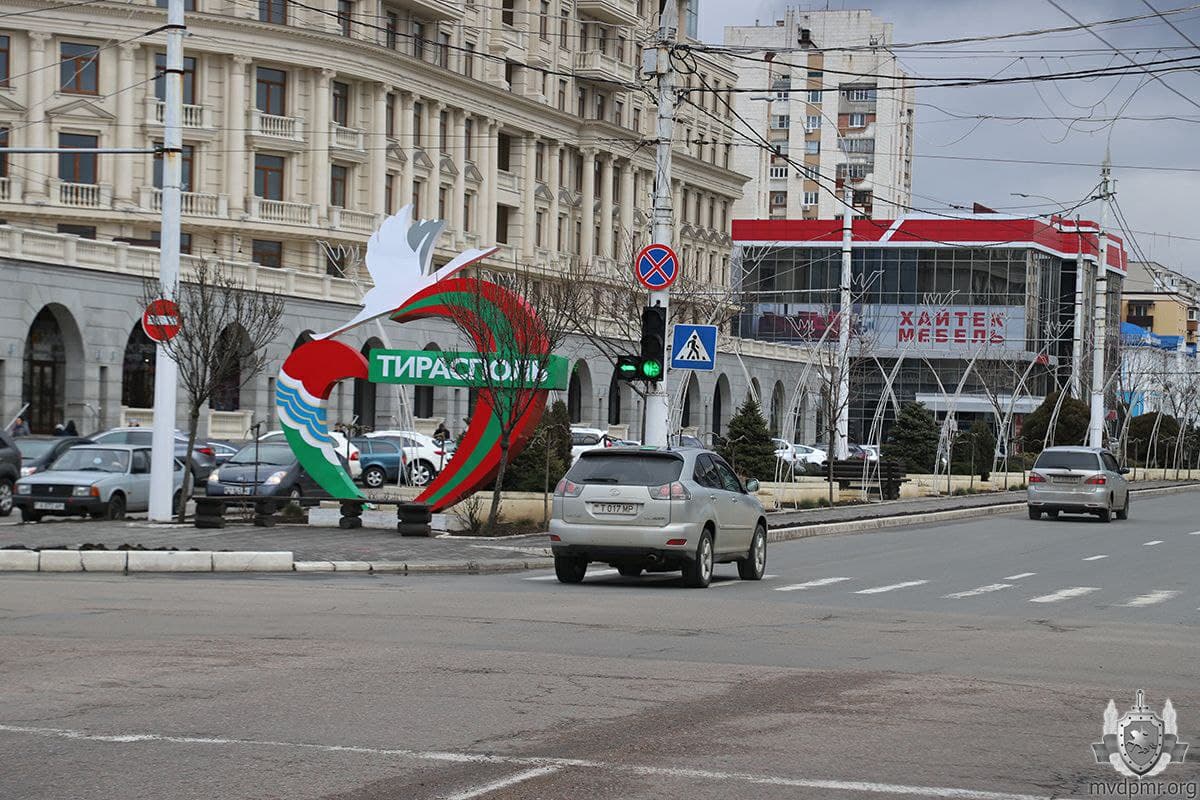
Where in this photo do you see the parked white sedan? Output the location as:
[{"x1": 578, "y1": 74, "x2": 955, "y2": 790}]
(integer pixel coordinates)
[{"x1": 364, "y1": 430, "x2": 451, "y2": 487}]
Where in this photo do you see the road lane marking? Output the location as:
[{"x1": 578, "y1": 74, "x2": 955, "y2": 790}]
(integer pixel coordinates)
[
  {"x1": 1029, "y1": 587, "x2": 1100, "y2": 604},
  {"x1": 0, "y1": 723, "x2": 1059, "y2": 800},
  {"x1": 1190, "y1": 531, "x2": 1200, "y2": 535},
  {"x1": 775, "y1": 576, "x2": 853, "y2": 592},
  {"x1": 1144, "y1": 540, "x2": 1164, "y2": 546},
  {"x1": 712, "y1": 574, "x2": 778, "y2": 588},
  {"x1": 1082, "y1": 555, "x2": 1108, "y2": 561},
  {"x1": 855, "y1": 580, "x2": 929, "y2": 595},
  {"x1": 943, "y1": 583, "x2": 1013, "y2": 599},
  {"x1": 1003, "y1": 573, "x2": 1036, "y2": 580},
  {"x1": 1120, "y1": 590, "x2": 1181, "y2": 607},
  {"x1": 443, "y1": 766, "x2": 561, "y2": 800},
  {"x1": 526, "y1": 568, "x2": 618, "y2": 582}
]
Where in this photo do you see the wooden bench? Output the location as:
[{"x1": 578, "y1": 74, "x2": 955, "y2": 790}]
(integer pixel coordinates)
[
  {"x1": 193, "y1": 496, "x2": 433, "y2": 536},
  {"x1": 821, "y1": 460, "x2": 909, "y2": 500}
]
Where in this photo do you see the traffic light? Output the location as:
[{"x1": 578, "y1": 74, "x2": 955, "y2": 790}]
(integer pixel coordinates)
[
  {"x1": 639, "y1": 304, "x2": 666, "y2": 382},
  {"x1": 615, "y1": 355, "x2": 640, "y2": 381}
]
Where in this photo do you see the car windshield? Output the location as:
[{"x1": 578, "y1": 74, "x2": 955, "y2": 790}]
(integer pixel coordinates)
[
  {"x1": 1034, "y1": 451, "x2": 1101, "y2": 471},
  {"x1": 567, "y1": 453, "x2": 683, "y2": 486},
  {"x1": 15, "y1": 439, "x2": 57, "y2": 460},
  {"x1": 229, "y1": 443, "x2": 295, "y2": 466},
  {"x1": 50, "y1": 448, "x2": 129, "y2": 473}
]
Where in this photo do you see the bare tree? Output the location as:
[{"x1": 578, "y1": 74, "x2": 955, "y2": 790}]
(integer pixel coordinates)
[
  {"x1": 444, "y1": 263, "x2": 588, "y2": 532},
  {"x1": 142, "y1": 259, "x2": 284, "y2": 518}
]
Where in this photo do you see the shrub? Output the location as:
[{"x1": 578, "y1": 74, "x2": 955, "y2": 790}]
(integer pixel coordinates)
[
  {"x1": 884, "y1": 402, "x2": 939, "y2": 472},
  {"x1": 717, "y1": 398, "x2": 778, "y2": 482}
]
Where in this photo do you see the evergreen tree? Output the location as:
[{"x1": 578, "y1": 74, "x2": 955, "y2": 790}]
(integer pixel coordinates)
[
  {"x1": 502, "y1": 400, "x2": 572, "y2": 492},
  {"x1": 951, "y1": 419, "x2": 995, "y2": 480},
  {"x1": 1020, "y1": 391, "x2": 1089, "y2": 453},
  {"x1": 717, "y1": 398, "x2": 777, "y2": 481},
  {"x1": 884, "y1": 402, "x2": 939, "y2": 472}
]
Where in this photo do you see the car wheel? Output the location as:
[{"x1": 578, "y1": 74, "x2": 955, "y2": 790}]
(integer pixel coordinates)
[
  {"x1": 682, "y1": 529, "x2": 714, "y2": 588},
  {"x1": 105, "y1": 493, "x2": 126, "y2": 521},
  {"x1": 287, "y1": 487, "x2": 302, "y2": 504},
  {"x1": 617, "y1": 565, "x2": 642, "y2": 577},
  {"x1": 20, "y1": 507, "x2": 42, "y2": 523},
  {"x1": 172, "y1": 490, "x2": 183, "y2": 515},
  {"x1": 1027, "y1": 507, "x2": 1040, "y2": 520},
  {"x1": 0, "y1": 478, "x2": 12, "y2": 517},
  {"x1": 1097, "y1": 503, "x2": 1112, "y2": 523},
  {"x1": 407, "y1": 461, "x2": 435, "y2": 487},
  {"x1": 738, "y1": 524, "x2": 767, "y2": 581},
  {"x1": 363, "y1": 465, "x2": 387, "y2": 489},
  {"x1": 1046, "y1": 510, "x2": 1059, "y2": 520},
  {"x1": 1117, "y1": 494, "x2": 1129, "y2": 520},
  {"x1": 554, "y1": 555, "x2": 587, "y2": 584}
]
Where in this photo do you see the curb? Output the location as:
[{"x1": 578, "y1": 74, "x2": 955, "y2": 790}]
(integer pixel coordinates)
[
  {"x1": 292, "y1": 558, "x2": 555, "y2": 574},
  {"x1": 0, "y1": 550, "x2": 295, "y2": 573}
]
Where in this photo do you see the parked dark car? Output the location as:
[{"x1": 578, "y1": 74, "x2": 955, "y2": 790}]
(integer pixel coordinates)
[
  {"x1": 205, "y1": 441, "x2": 336, "y2": 506},
  {"x1": 15, "y1": 435, "x2": 93, "y2": 478},
  {"x1": 206, "y1": 440, "x2": 242, "y2": 466},
  {"x1": 0, "y1": 430, "x2": 19, "y2": 517},
  {"x1": 90, "y1": 427, "x2": 218, "y2": 481},
  {"x1": 351, "y1": 437, "x2": 405, "y2": 489}
]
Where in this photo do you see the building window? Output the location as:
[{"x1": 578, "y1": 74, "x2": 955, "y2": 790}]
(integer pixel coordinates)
[
  {"x1": 839, "y1": 137, "x2": 874, "y2": 153},
  {"x1": 58, "y1": 133, "x2": 98, "y2": 184},
  {"x1": 0, "y1": 128, "x2": 7, "y2": 177},
  {"x1": 411, "y1": 180, "x2": 422, "y2": 217},
  {"x1": 463, "y1": 192, "x2": 473, "y2": 231},
  {"x1": 803, "y1": 191, "x2": 819, "y2": 206},
  {"x1": 769, "y1": 192, "x2": 787, "y2": 207},
  {"x1": 805, "y1": 139, "x2": 820, "y2": 154},
  {"x1": 501, "y1": 0, "x2": 515, "y2": 26},
  {"x1": 807, "y1": 89, "x2": 821, "y2": 103},
  {"x1": 807, "y1": 69, "x2": 823, "y2": 78},
  {"x1": 437, "y1": 32, "x2": 450, "y2": 67},
  {"x1": 769, "y1": 165, "x2": 788, "y2": 179},
  {"x1": 337, "y1": 0, "x2": 353, "y2": 36},
  {"x1": 464, "y1": 117, "x2": 473, "y2": 159},
  {"x1": 154, "y1": 54, "x2": 197, "y2": 105},
  {"x1": 438, "y1": 185, "x2": 448, "y2": 218},
  {"x1": 805, "y1": 115, "x2": 820, "y2": 131},
  {"x1": 412, "y1": 102, "x2": 423, "y2": 146},
  {"x1": 60, "y1": 42, "x2": 100, "y2": 95},
  {"x1": 849, "y1": 112, "x2": 867, "y2": 128},
  {"x1": 259, "y1": 0, "x2": 286, "y2": 23},
  {"x1": 254, "y1": 154, "x2": 284, "y2": 199},
  {"x1": 385, "y1": 11, "x2": 398, "y2": 48},
  {"x1": 156, "y1": 0, "x2": 196, "y2": 8},
  {"x1": 439, "y1": 109, "x2": 448, "y2": 153},
  {"x1": 412, "y1": 20, "x2": 425, "y2": 59},
  {"x1": 496, "y1": 205, "x2": 510, "y2": 243},
  {"x1": 148, "y1": 229, "x2": 192, "y2": 254},
  {"x1": 385, "y1": 92, "x2": 395, "y2": 137},
  {"x1": 535, "y1": 210, "x2": 545, "y2": 247},
  {"x1": 846, "y1": 85, "x2": 876, "y2": 102},
  {"x1": 252, "y1": 239, "x2": 283, "y2": 267},
  {"x1": 255, "y1": 67, "x2": 287, "y2": 115},
  {"x1": 772, "y1": 115, "x2": 790, "y2": 129},
  {"x1": 57, "y1": 223, "x2": 97, "y2": 239},
  {"x1": 535, "y1": 141, "x2": 545, "y2": 181},
  {"x1": 539, "y1": 0, "x2": 550, "y2": 40},
  {"x1": 463, "y1": 41, "x2": 476, "y2": 78},
  {"x1": 332, "y1": 81, "x2": 350, "y2": 126},
  {"x1": 560, "y1": 10, "x2": 570, "y2": 46},
  {"x1": 153, "y1": 142, "x2": 195, "y2": 192},
  {"x1": 384, "y1": 173, "x2": 395, "y2": 215},
  {"x1": 0, "y1": 35, "x2": 11, "y2": 87},
  {"x1": 497, "y1": 133, "x2": 511, "y2": 172},
  {"x1": 326, "y1": 248, "x2": 350, "y2": 276},
  {"x1": 330, "y1": 164, "x2": 347, "y2": 207}
]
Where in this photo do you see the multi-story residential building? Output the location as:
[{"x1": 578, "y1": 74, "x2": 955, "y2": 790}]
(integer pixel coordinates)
[
  {"x1": 724, "y1": 8, "x2": 914, "y2": 222},
  {"x1": 1121, "y1": 260, "x2": 1200, "y2": 347},
  {"x1": 0, "y1": 0, "x2": 812, "y2": 442}
]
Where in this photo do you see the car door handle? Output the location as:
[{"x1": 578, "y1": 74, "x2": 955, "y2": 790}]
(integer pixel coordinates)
[{"x1": 709, "y1": 494, "x2": 718, "y2": 500}]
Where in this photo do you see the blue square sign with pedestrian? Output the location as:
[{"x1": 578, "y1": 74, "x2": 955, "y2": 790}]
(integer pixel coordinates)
[{"x1": 670, "y1": 324, "x2": 718, "y2": 371}]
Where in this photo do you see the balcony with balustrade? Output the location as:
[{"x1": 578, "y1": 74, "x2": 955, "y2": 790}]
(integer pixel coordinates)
[
  {"x1": 248, "y1": 196, "x2": 318, "y2": 226},
  {"x1": 52, "y1": 180, "x2": 112, "y2": 209},
  {"x1": 577, "y1": 0, "x2": 639, "y2": 25},
  {"x1": 390, "y1": 0, "x2": 464, "y2": 21},
  {"x1": 0, "y1": 176, "x2": 23, "y2": 204},
  {"x1": 249, "y1": 109, "x2": 306, "y2": 148},
  {"x1": 330, "y1": 207, "x2": 379, "y2": 233},
  {"x1": 146, "y1": 99, "x2": 214, "y2": 133},
  {"x1": 330, "y1": 122, "x2": 367, "y2": 158},
  {"x1": 138, "y1": 187, "x2": 229, "y2": 218},
  {"x1": 573, "y1": 50, "x2": 635, "y2": 85}
]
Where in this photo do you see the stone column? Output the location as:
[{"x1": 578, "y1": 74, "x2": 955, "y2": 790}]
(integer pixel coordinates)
[
  {"x1": 672, "y1": 179, "x2": 683, "y2": 245},
  {"x1": 485, "y1": 121, "x2": 498, "y2": 243},
  {"x1": 451, "y1": 109, "x2": 467, "y2": 238},
  {"x1": 548, "y1": 143, "x2": 561, "y2": 252},
  {"x1": 619, "y1": 161, "x2": 635, "y2": 254},
  {"x1": 311, "y1": 68, "x2": 335, "y2": 222},
  {"x1": 26, "y1": 32, "x2": 51, "y2": 201},
  {"x1": 425, "y1": 101, "x2": 443, "y2": 216},
  {"x1": 580, "y1": 148, "x2": 596, "y2": 263},
  {"x1": 399, "y1": 92, "x2": 415, "y2": 208},
  {"x1": 522, "y1": 135, "x2": 537, "y2": 258},
  {"x1": 226, "y1": 56, "x2": 250, "y2": 215},
  {"x1": 114, "y1": 43, "x2": 138, "y2": 206},
  {"x1": 599, "y1": 154, "x2": 614, "y2": 260},
  {"x1": 369, "y1": 82, "x2": 387, "y2": 214}
]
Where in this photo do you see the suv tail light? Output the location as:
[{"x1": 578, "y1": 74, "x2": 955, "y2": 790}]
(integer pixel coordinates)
[
  {"x1": 648, "y1": 481, "x2": 691, "y2": 501},
  {"x1": 350, "y1": 451, "x2": 359, "y2": 461},
  {"x1": 1029, "y1": 472, "x2": 1046, "y2": 484},
  {"x1": 1084, "y1": 475, "x2": 1106, "y2": 485},
  {"x1": 555, "y1": 479, "x2": 583, "y2": 497},
  {"x1": 196, "y1": 446, "x2": 214, "y2": 457}
]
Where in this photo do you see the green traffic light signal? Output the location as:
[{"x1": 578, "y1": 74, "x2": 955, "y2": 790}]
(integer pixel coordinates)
[
  {"x1": 641, "y1": 359, "x2": 662, "y2": 379},
  {"x1": 618, "y1": 362, "x2": 637, "y2": 375}
]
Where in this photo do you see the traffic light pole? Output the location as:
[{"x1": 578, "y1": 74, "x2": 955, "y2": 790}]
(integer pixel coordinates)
[{"x1": 644, "y1": 0, "x2": 678, "y2": 448}]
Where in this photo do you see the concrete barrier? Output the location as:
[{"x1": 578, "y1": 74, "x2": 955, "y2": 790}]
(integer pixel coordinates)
[
  {"x1": 211, "y1": 551, "x2": 293, "y2": 572},
  {"x1": 80, "y1": 551, "x2": 128, "y2": 572},
  {"x1": 0, "y1": 550, "x2": 40, "y2": 571},
  {"x1": 38, "y1": 550, "x2": 83, "y2": 572},
  {"x1": 126, "y1": 551, "x2": 213, "y2": 572}
]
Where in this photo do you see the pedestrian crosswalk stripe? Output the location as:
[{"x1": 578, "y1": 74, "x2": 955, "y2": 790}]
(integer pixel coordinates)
[
  {"x1": 1004, "y1": 572, "x2": 1036, "y2": 580},
  {"x1": 943, "y1": 583, "x2": 1013, "y2": 599},
  {"x1": 1120, "y1": 590, "x2": 1180, "y2": 607},
  {"x1": 855, "y1": 580, "x2": 929, "y2": 595},
  {"x1": 774, "y1": 577, "x2": 854, "y2": 592},
  {"x1": 1083, "y1": 555, "x2": 1109, "y2": 561},
  {"x1": 1029, "y1": 586, "x2": 1100, "y2": 603},
  {"x1": 1144, "y1": 540, "x2": 1164, "y2": 546}
]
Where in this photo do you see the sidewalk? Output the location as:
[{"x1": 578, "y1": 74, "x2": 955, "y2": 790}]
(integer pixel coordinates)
[{"x1": 2, "y1": 480, "x2": 1195, "y2": 572}]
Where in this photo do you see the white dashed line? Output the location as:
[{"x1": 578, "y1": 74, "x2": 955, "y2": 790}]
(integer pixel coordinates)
[
  {"x1": 774, "y1": 576, "x2": 854, "y2": 592},
  {"x1": 943, "y1": 583, "x2": 1013, "y2": 599},
  {"x1": 1082, "y1": 555, "x2": 1109, "y2": 561},
  {"x1": 712, "y1": 574, "x2": 777, "y2": 587},
  {"x1": 1029, "y1": 586, "x2": 1100, "y2": 604},
  {"x1": 1190, "y1": 531, "x2": 1200, "y2": 536},
  {"x1": 1144, "y1": 540, "x2": 1164, "y2": 546},
  {"x1": 1120, "y1": 590, "x2": 1181, "y2": 608},
  {"x1": 525, "y1": 568, "x2": 618, "y2": 582},
  {"x1": 1003, "y1": 572, "x2": 1036, "y2": 580},
  {"x1": 854, "y1": 580, "x2": 929, "y2": 595},
  {"x1": 443, "y1": 767, "x2": 561, "y2": 800}
]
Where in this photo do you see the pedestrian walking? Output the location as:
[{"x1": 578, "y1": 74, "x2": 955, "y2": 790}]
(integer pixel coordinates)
[
  {"x1": 53, "y1": 423, "x2": 66, "y2": 437},
  {"x1": 433, "y1": 421, "x2": 451, "y2": 445},
  {"x1": 9, "y1": 416, "x2": 30, "y2": 437},
  {"x1": 64, "y1": 420, "x2": 79, "y2": 436}
]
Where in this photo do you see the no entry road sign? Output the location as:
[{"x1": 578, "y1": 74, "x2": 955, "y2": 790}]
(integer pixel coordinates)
[
  {"x1": 142, "y1": 298, "x2": 181, "y2": 342},
  {"x1": 634, "y1": 243, "x2": 679, "y2": 291}
]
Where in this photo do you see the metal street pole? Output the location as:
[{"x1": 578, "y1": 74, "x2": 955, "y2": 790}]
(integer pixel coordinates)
[
  {"x1": 1088, "y1": 159, "x2": 1114, "y2": 448},
  {"x1": 643, "y1": 0, "x2": 678, "y2": 448},
  {"x1": 148, "y1": 0, "x2": 185, "y2": 521},
  {"x1": 835, "y1": 185, "x2": 853, "y2": 461}
]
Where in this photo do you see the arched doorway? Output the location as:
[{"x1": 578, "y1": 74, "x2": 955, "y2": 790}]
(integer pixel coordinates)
[
  {"x1": 607, "y1": 372, "x2": 622, "y2": 425},
  {"x1": 211, "y1": 325, "x2": 248, "y2": 411},
  {"x1": 354, "y1": 337, "x2": 383, "y2": 432},
  {"x1": 770, "y1": 381, "x2": 786, "y2": 436},
  {"x1": 712, "y1": 374, "x2": 731, "y2": 437},
  {"x1": 567, "y1": 360, "x2": 593, "y2": 425},
  {"x1": 121, "y1": 323, "x2": 157, "y2": 410},
  {"x1": 681, "y1": 373, "x2": 700, "y2": 430},
  {"x1": 413, "y1": 341, "x2": 440, "y2": 420},
  {"x1": 292, "y1": 330, "x2": 314, "y2": 351},
  {"x1": 22, "y1": 308, "x2": 67, "y2": 433}
]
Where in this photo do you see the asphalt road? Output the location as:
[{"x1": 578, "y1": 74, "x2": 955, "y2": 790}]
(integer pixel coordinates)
[{"x1": 3, "y1": 491, "x2": 1199, "y2": 800}]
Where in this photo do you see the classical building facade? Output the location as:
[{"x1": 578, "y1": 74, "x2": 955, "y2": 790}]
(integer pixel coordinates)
[
  {"x1": 0, "y1": 0, "x2": 810, "y2": 440},
  {"x1": 724, "y1": 8, "x2": 915, "y2": 222}
]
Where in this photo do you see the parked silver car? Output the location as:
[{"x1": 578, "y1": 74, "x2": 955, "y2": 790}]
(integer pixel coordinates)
[
  {"x1": 14, "y1": 445, "x2": 185, "y2": 522},
  {"x1": 549, "y1": 447, "x2": 768, "y2": 588},
  {"x1": 1026, "y1": 446, "x2": 1131, "y2": 522}
]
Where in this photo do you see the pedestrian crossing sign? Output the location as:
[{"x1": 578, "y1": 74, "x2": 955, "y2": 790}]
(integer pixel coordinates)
[{"x1": 670, "y1": 324, "x2": 718, "y2": 372}]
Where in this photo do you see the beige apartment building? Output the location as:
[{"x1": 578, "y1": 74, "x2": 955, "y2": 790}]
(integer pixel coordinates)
[
  {"x1": 724, "y1": 8, "x2": 915, "y2": 221},
  {"x1": 0, "y1": 0, "x2": 812, "y2": 441},
  {"x1": 1122, "y1": 260, "x2": 1200, "y2": 346}
]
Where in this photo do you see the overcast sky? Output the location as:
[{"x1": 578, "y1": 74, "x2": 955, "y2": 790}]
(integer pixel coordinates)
[{"x1": 698, "y1": 0, "x2": 1200, "y2": 274}]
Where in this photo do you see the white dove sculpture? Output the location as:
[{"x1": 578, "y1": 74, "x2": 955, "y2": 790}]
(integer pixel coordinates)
[{"x1": 315, "y1": 205, "x2": 497, "y2": 340}]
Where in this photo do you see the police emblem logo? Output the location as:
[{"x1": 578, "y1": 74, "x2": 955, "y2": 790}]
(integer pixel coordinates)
[{"x1": 1093, "y1": 690, "x2": 1190, "y2": 778}]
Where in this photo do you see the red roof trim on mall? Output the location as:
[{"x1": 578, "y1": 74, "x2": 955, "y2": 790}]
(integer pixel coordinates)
[{"x1": 731, "y1": 216, "x2": 1128, "y2": 273}]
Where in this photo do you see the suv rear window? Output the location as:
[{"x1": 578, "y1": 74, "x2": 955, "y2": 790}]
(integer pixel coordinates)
[
  {"x1": 567, "y1": 453, "x2": 683, "y2": 486},
  {"x1": 1034, "y1": 451, "x2": 1101, "y2": 471}
]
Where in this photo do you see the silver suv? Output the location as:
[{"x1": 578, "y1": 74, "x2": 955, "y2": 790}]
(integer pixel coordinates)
[
  {"x1": 1026, "y1": 446, "x2": 1131, "y2": 522},
  {"x1": 549, "y1": 447, "x2": 768, "y2": 588}
]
